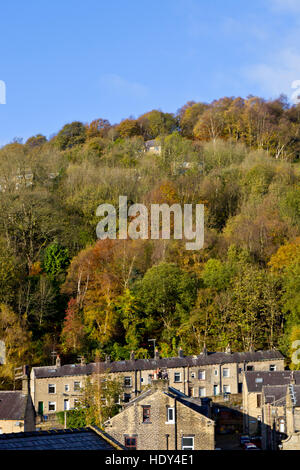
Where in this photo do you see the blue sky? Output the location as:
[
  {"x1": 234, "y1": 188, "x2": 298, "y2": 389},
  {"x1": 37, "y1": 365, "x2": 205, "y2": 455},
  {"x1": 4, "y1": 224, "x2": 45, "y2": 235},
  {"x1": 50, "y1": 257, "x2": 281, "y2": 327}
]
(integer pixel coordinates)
[{"x1": 1, "y1": 0, "x2": 300, "y2": 145}]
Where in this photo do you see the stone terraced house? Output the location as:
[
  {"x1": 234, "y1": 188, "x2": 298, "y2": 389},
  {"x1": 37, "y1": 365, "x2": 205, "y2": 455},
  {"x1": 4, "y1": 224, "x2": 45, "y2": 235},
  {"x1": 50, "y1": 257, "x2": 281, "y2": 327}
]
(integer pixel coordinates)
[
  {"x1": 104, "y1": 379, "x2": 215, "y2": 450},
  {"x1": 30, "y1": 348, "x2": 284, "y2": 420}
]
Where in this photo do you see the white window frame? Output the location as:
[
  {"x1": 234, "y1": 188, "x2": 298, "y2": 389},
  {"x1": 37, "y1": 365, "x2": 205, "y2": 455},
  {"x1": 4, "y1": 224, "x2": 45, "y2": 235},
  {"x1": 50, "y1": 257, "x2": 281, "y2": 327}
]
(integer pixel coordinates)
[
  {"x1": 48, "y1": 401, "x2": 56, "y2": 412},
  {"x1": 222, "y1": 368, "x2": 230, "y2": 378},
  {"x1": 223, "y1": 385, "x2": 230, "y2": 394},
  {"x1": 124, "y1": 376, "x2": 132, "y2": 387},
  {"x1": 214, "y1": 369, "x2": 218, "y2": 376},
  {"x1": 199, "y1": 387, "x2": 206, "y2": 397},
  {"x1": 269, "y1": 364, "x2": 277, "y2": 372},
  {"x1": 64, "y1": 399, "x2": 70, "y2": 411},
  {"x1": 174, "y1": 372, "x2": 181, "y2": 383},
  {"x1": 198, "y1": 370, "x2": 206, "y2": 380},
  {"x1": 166, "y1": 407, "x2": 175, "y2": 424},
  {"x1": 191, "y1": 372, "x2": 196, "y2": 379},
  {"x1": 74, "y1": 381, "x2": 81, "y2": 392},
  {"x1": 64, "y1": 384, "x2": 70, "y2": 392},
  {"x1": 182, "y1": 436, "x2": 194, "y2": 450},
  {"x1": 48, "y1": 384, "x2": 56, "y2": 394}
]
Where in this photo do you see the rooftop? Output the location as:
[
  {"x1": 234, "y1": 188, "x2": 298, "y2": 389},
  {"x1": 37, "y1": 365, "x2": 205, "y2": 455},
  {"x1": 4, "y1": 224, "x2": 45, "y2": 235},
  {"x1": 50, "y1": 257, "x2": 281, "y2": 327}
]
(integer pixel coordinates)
[
  {"x1": 32, "y1": 349, "x2": 284, "y2": 379},
  {"x1": 0, "y1": 391, "x2": 27, "y2": 421},
  {"x1": 245, "y1": 371, "x2": 300, "y2": 393},
  {"x1": 0, "y1": 426, "x2": 124, "y2": 450}
]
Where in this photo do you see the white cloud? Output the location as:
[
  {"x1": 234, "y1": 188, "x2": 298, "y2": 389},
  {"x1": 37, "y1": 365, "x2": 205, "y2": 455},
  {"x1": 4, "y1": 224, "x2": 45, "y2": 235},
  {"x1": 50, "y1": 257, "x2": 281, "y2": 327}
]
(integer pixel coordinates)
[
  {"x1": 100, "y1": 74, "x2": 148, "y2": 99},
  {"x1": 242, "y1": 49, "x2": 300, "y2": 100}
]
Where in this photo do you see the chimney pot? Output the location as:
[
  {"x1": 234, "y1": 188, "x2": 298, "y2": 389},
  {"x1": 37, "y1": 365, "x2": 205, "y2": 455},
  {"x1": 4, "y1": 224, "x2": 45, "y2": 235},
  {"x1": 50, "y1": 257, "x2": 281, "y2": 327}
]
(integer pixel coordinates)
[
  {"x1": 154, "y1": 349, "x2": 160, "y2": 360},
  {"x1": 130, "y1": 351, "x2": 135, "y2": 361},
  {"x1": 178, "y1": 347, "x2": 184, "y2": 358},
  {"x1": 56, "y1": 355, "x2": 61, "y2": 368}
]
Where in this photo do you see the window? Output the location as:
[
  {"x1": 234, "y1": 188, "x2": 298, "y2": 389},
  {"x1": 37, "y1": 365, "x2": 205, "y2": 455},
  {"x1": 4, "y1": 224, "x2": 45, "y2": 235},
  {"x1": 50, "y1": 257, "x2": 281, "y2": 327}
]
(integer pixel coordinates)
[
  {"x1": 222, "y1": 368, "x2": 230, "y2": 378},
  {"x1": 247, "y1": 365, "x2": 254, "y2": 371},
  {"x1": 142, "y1": 406, "x2": 151, "y2": 423},
  {"x1": 140, "y1": 377, "x2": 144, "y2": 384},
  {"x1": 223, "y1": 385, "x2": 230, "y2": 394},
  {"x1": 64, "y1": 399, "x2": 70, "y2": 411},
  {"x1": 257, "y1": 394, "x2": 262, "y2": 408},
  {"x1": 124, "y1": 376, "x2": 132, "y2": 387},
  {"x1": 191, "y1": 372, "x2": 196, "y2": 379},
  {"x1": 199, "y1": 387, "x2": 206, "y2": 397},
  {"x1": 269, "y1": 364, "x2": 277, "y2": 372},
  {"x1": 214, "y1": 369, "x2": 218, "y2": 376},
  {"x1": 213, "y1": 385, "x2": 219, "y2": 396},
  {"x1": 238, "y1": 383, "x2": 243, "y2": 393},
  {"x1": 198, "y1": 370, "x2": 205, "y2": 380},
  {"x1": 174, "y1": 372, "x2": 181, "y2": 383},
  {"x1": 182, "y1": 436, "x2": 194, "y2": 450},
  {"x1": 124, "y1": 393, "x2": 131, "y2": 403},
  {"x1": 48, "y1": 401, "x2": 56, "y2": 412},
  {"x1": 64, "y1": 384, "x2": 69, "y2": 392},
  {"x1": 74, "y1": 381, "x2": 81, "y2": 392},
  {"x1": 0, "y1": 428, "x2": 2, "y2": 435},
  {"x1": 74, "y1": 398, "x2": 80, "y2": 408},
  {"x1": 166, "y1": 407, "x2": 175, "y2": 423},
  {"x1": 48, "y1": 384, "x2": 56, "y2": 394},
  {"x1": 125, "y1": 437, "x2": 137, "y2": 450}
]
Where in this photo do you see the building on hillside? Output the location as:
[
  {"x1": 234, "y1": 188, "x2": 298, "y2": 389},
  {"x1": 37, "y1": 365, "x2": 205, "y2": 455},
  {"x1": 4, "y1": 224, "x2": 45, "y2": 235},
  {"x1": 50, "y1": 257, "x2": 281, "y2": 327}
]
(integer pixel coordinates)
[
  {"x1": 144, "y1": 139, "x2": 161, "y2": 154},
  {"x1": 104, "y1": 379, "x2": 215, "y2": 450},
  {"x1": 0, "y1": 366, "x2": 35, "y2": 434},
  {"x1": 259, "y1": 380, "x2": 300, "y2": 450},
  {"x1": 242, "y1": 370, "x2": 300, "y2": 447},
  {"x1": 0, "y1": 426, "x2": 124, "y2": 450},
  {"x1": 30, "y1": 348, "x2": 284, "y2": 419}
]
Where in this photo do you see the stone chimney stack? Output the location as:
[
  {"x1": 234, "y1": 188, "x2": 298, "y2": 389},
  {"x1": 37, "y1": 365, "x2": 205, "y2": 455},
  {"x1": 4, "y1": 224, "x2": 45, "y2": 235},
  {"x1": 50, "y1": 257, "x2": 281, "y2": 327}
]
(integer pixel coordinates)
[
  {"x1": 130, "y1": 351, "x2": 135, "y2": 361},
  {"x1": 290, "y1": 371, "x2": 296, "y2": 385},
  {"x1": 22, "y1": 365, "x2": 30, "y2": 395},
  {"x1": 201, "y1": 343, "x2": 208, "y2": 356},
  {"x1": 152, "y1": 379, "x2": 169, "y2": 392},
  {"x1": 225, "y1": 344, "x2": 231, "y2": 354},
  {"x1": 154, "y1": 349, "x2": 160, "y2": 360},
  {"x1": 80, "y1": 356, "x2": 86, "y2": 366},
  {"x1": 56, "y1": 355, "x2": 61, "y2": 368},
  {"x1": 178, "y1": 347, "x2": 184, "y2": 358}
]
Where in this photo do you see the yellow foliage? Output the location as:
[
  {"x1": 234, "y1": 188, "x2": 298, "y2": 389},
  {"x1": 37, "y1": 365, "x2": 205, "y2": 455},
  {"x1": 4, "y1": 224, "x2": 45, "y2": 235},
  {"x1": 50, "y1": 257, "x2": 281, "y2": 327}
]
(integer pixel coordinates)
[{"x1": 268, "y1": 237, "x2": 300, "y2": 273}]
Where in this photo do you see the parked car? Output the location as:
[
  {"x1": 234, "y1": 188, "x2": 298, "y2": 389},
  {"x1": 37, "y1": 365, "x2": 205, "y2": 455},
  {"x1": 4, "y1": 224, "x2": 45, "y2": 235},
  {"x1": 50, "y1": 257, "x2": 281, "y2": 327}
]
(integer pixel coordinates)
[
  {"x1": 244, "y1": 443, "x2": 260, "y2": 450},
  {"x1": 250, "y1": 436, "x2": 262, "y2": 448},
  {"x1": 240, "y1": 435, "x2": 250, "y2": 447}
]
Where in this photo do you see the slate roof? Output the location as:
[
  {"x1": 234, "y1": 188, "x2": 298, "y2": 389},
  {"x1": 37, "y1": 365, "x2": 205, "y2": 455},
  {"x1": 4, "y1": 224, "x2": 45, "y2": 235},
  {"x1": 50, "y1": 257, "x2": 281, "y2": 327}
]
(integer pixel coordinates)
[
  {"x1": 145, "y1": 139, "x2": 159, "y2": 148},
  {"x1": 0, "y1": 427, "x2": 123, "y2": 450},
  {"x1": 0, "y1": 392, "x2": 27, "y2": 421},
  {"x1": 245, "y1": 371, "x2": 300, "y2": 393},
  {"x1": 262, "y1": 385, "x2": 288, "y2": 405},
  {"x1": 33, "y1": 350, "x2": 284, "y2": 379}
]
